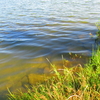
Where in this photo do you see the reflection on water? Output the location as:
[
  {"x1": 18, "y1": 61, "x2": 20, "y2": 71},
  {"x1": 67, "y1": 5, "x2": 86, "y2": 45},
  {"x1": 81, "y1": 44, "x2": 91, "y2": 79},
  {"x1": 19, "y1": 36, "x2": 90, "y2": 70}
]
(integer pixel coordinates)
[{"x1": 0, "y1": 0, "x2": 100, "y2": 99}]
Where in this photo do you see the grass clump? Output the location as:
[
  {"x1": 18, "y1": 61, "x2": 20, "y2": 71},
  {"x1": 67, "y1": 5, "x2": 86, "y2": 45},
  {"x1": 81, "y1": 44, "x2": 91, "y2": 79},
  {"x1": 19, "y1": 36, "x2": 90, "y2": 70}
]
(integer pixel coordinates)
[{"x1": 8, "y1": 49, "x2": 100, "y2": 100}]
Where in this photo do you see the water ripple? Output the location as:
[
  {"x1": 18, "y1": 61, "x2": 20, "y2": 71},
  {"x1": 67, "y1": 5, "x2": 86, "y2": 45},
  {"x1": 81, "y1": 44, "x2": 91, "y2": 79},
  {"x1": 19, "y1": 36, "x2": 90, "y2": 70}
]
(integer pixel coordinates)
[{"x1": 0, "y1": 0, "x2": 100, "y2": 98}]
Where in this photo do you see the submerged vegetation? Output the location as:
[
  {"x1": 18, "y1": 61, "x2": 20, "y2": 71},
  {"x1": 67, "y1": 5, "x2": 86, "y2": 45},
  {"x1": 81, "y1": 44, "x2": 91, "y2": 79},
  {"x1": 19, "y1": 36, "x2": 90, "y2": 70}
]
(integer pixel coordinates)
[
  {"x1": 8, "y1": 48, "x2": 100, "y2": 100},
  {"x1": 7, "y1": 22, "x2": 100, "y2": 100}
]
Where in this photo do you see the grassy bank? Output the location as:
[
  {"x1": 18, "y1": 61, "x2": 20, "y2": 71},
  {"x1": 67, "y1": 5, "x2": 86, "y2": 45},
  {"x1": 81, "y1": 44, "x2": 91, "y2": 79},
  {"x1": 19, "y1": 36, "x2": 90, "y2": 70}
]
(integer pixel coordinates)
[{"x1": 8, "y1": 49, "x2": 100, "y2": 100}]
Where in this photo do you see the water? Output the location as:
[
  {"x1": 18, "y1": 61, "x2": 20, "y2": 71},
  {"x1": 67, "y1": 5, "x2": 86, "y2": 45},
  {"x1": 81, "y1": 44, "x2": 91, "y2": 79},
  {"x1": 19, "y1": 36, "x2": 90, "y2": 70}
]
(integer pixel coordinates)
[{"x1": 0, "y1": 0, "x2": 100, "y2": 99}]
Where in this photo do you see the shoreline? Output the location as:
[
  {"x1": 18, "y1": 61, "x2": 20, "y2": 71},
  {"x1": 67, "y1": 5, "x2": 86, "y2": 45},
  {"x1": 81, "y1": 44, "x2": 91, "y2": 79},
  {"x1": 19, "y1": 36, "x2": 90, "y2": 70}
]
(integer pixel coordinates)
[{"x1": 8, "y1": 47, "x2": 100, "y2": 100}]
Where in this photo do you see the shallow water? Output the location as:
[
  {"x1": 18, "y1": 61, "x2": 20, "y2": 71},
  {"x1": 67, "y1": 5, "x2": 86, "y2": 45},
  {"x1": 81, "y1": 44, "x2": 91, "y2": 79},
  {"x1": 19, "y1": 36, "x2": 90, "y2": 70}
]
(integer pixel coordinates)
[{"x1": 0, "y1": 0, "x2": 100, "y2": 99}]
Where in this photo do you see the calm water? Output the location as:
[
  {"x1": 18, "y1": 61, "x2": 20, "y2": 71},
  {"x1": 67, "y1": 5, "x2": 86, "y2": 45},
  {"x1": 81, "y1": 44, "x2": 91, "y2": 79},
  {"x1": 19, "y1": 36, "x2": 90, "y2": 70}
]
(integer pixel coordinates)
[{"x1": 0, "y1": 0, "x2": 100, "y2": 99}]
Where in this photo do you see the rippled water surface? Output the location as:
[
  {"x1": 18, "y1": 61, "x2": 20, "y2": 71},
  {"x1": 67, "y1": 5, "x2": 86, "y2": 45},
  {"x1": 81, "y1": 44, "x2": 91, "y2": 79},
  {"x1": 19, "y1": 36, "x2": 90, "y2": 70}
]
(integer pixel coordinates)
[{"x1": 0, "y1": 0, "x2": 100, "y2": 99}]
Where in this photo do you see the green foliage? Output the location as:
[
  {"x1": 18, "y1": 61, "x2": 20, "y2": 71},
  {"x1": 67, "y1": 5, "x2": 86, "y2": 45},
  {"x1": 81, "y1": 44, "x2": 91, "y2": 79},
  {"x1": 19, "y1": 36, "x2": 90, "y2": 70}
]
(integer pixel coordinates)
[{"x1": 8, "y1": 48, "x2": 100, "y2": 100}]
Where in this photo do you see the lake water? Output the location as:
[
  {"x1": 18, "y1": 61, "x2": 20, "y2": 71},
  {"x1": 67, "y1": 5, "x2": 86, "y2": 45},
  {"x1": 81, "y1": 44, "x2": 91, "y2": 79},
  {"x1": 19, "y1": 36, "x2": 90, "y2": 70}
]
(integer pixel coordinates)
[{"x1": 0, "y1": 0, "x2": 100, "y2": 99}]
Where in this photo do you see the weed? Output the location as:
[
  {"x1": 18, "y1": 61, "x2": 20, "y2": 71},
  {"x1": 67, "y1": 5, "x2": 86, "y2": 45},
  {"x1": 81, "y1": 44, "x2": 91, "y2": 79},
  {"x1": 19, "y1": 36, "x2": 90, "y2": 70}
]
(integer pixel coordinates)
[{"x1": 8, "y1": 48, "x2": 100, "y2": 100}]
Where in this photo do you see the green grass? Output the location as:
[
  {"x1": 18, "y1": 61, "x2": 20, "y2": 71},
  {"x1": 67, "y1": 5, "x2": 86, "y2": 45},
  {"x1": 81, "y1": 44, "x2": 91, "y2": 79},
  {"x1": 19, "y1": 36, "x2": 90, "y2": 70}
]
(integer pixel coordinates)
[
  {"x1": 8, "y1": 48, "x2": 100, "y2": 100},
  {"x1": 7, "y1": 20, "x2": 100, "y2": 100}
]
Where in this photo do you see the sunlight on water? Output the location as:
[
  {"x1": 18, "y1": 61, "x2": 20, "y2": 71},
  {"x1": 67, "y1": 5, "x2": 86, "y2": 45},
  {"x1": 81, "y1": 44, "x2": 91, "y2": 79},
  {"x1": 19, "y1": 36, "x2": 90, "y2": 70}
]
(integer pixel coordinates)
[{"x1": 0, "y1": 0, "x2": 100, "y2": 99}]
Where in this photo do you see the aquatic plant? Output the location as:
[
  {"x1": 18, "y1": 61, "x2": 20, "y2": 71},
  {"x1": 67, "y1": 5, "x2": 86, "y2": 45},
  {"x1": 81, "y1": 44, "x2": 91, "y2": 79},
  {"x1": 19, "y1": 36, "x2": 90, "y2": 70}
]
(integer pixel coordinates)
[
  {"x1": 8, "y1": 48, "x2": 100, "y2": 100},
  {"x1": 95, "y1": 21, "x2": 100, "y2": 36}
]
